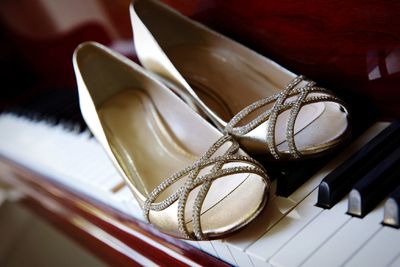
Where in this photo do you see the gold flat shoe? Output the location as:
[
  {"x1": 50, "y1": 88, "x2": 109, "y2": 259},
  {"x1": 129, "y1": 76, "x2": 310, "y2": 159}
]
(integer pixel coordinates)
[
  {"x1": 73, "y1": 42, "x2": 270, "y2": 240},
  {"x1": 130, "y1": 0, "x2": 351, "y2": 160}
]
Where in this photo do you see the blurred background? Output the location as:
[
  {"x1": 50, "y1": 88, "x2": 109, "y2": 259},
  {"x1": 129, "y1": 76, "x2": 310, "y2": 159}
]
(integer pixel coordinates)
[{"x1": 1, "y1": 0, "x2": 400, "y2": 122}]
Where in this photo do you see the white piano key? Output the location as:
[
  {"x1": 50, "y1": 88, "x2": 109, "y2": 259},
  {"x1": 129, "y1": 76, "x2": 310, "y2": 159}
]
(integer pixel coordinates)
[
  {"x1": 251, "y1": 256, "x2": 273, "y2": 267},
  {"x1": 63, "y1": 146, "x2": 95, "y2": 175},
  {"x1": 77, "y1": 161, "x2": 115, "y2": 186},
  {"x1": 96, "y1": 168, "x2": 120, "y2": 186},
  {"x1": 118, "y1": 187, "x2": 139, "y2": 202},
  {"x1": 302, "y1": 202, "x2": 384, "y2": 267},
  {"x1": 270, "y1": 197, "x2": 350, "y2": 267},
  {"x1": 98, "y1": 174, "x2": 123, "y2": 191},
  {"x1": 112, "y1": 185, "x2": 140, "y2": 216},
  {"x1": 224, "y1": 123, "x2": 387, "y2": 260},
  {"x1": 343, "y1": 226, "x2": 400, "y2": 267},
  {"x1": 289, "y1": 122, "x2": 390, "y2": 204},
  {"x1": 113, "y1": 186, "x2": 133, "y2": 201},
  {"x1": 247, "y1": 190, "x2": 322, "y2": 263},
  {"x1": 120, "y1": 198, "x2": 143, "y2": 219},
  {"x1": 226, "y1": 196, "x2": 297, "y2": 251},
  {"x1": 388, "y1": 254, "x2": 400, "y2": 267},
  {"x1": 198, "y1": 241, "x2": 219, "y2": 258},
  {"x1": 228, "y1": 245, "x2": 254, "y2": 267},
  {"x1": 210, "y1": 240, "x2": 237, "y2": 266},
  {"x1": 43, "y1": 140, "x2": 86, "y2": 171},
  {"x1": 75, "y1": 155, "x2": 106, "y2": 182}
]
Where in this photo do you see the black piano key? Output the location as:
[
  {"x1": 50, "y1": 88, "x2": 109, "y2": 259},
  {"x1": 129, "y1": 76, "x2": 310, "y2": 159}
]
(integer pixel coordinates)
[
  {"x1": 273, "y1": 155, "x2": 331, "y2": 197},
  {"x1": 347, "y1": 145, "x2": 400, "y2": 217},
  {"x1": 255, "y1": 152, "x2": 333, "y2": 197},
  {"x1": 383, "y1": 185, "x2": 400, "y2": 228},
  {"x1": 5, "y1": 88, "x2": 87, "y2": 131},
  {"x1": 317, "y1": 120, "x2": 400, "y2": 208}
]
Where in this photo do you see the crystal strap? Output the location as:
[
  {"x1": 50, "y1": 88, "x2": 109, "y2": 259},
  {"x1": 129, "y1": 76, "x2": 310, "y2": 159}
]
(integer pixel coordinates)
[
  {"x1": 224, "y1": 75, "x2": 345, "y2": 159},
  {"x1": 143, "y1": 135, "x2": 268, "y2": 240}
]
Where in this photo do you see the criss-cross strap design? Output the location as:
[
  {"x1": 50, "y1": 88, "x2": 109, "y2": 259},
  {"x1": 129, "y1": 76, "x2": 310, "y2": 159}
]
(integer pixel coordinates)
[
  {"x1": 143, "y1": 135, "x2": 269, "y2": 240},
  {"x1": 224, "y1": 75, "x2": 345, "y2": 159}
]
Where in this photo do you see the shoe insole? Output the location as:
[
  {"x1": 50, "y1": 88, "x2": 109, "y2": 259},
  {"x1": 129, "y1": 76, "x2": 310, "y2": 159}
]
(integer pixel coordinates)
[
  {"x1": 166, "y1": 45, "x2": 348, "y2": 154},
  {"x1": 98, "y1": 89, "x2": 249, "y2": 213}
]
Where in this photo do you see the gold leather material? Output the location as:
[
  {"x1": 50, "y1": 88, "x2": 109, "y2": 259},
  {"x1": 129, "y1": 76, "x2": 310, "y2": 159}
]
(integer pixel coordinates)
[
  {"x1": 130, "y1": 0, "x2": 351, "y2": 160},
  {"x1": 73, "y1": 42, "x2": 269, "y2": 240}
]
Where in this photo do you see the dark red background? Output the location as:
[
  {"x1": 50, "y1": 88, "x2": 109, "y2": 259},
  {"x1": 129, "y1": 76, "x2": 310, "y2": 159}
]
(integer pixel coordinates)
[{"x1": 1, "y1": 0, "x2": 399, "y2": 118}]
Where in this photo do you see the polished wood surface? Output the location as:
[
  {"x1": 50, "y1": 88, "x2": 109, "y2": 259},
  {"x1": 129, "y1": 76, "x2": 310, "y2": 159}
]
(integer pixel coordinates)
[{"x1": 0, "y1": 156, "x2": 228, "y2": 267}]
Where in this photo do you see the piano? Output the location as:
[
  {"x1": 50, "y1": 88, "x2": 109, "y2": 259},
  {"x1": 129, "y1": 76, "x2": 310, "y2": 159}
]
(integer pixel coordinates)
[{"x1": 0, "y1": 1, "x2": 399, "y2": 266}]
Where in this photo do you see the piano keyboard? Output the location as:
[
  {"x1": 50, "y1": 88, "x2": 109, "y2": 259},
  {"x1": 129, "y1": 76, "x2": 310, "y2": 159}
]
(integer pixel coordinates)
[{"x1": 0, "y1": 112, "x2": 399, "y2": 267}]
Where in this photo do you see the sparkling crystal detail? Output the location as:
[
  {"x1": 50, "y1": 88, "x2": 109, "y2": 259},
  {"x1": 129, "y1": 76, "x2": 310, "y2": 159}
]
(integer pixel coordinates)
[
  {"x1": 143, "y1": 135, "x2": 269, "y2": 240},
  {"x1": 225, "y1": 76, "x2": 346, "y2": 159}
]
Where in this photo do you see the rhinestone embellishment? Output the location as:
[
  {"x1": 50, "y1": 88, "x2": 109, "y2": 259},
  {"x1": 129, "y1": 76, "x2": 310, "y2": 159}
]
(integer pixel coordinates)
[
  {"x1": 143, "y1": 135, "x2": 269, "y2": 240},
  {"x1": 224, "y1": 75, "x2": 345, "y2": 159}
]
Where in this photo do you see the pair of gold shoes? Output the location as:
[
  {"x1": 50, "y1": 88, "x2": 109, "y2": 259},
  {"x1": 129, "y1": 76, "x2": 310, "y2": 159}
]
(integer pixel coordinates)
[{"x1": 73, "y1": 0, "x2": 350, "y2": 240}]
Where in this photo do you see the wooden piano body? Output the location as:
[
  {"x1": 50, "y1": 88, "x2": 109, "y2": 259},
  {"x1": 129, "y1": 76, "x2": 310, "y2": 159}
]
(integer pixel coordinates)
[{"x1": 0, "y1": 0, "x2": 399, "y2": 266}]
